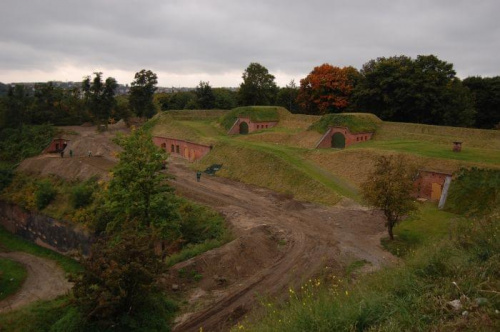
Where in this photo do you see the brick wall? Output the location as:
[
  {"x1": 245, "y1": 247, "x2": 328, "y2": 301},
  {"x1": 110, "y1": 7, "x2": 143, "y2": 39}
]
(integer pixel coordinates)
[
  {"x1": 227, "y1": 117, "x2": 279, "y2": 135},
  {"x1": 153, "y1": 136, "x2": 212, "y2": 162},
  {"x1": 316, "y1": 126, "x2": 373, "y2": 149}
]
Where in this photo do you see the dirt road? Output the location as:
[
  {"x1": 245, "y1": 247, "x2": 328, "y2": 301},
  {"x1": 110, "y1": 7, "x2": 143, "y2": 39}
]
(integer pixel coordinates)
[
  {"x1": 0, "y1": 252, "x2": 72, "y2": 313},
  {"x1": 167, "y1": 160, "x2": 396, "y2": 332}
]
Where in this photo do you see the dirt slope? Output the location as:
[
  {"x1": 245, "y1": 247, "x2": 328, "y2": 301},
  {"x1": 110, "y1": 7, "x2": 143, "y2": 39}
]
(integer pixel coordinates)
[
  {"x1": 167, "y1": 160, "x2": 396, "y2": 332},
  {"x1": 0, "y1": 252, "x2": 72, "y2": 313}
]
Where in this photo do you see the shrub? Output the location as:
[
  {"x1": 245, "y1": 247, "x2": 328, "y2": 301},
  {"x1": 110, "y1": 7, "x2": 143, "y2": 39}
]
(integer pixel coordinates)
[
  {"x1": 35, "y1": 179, "x2": 56, "y2": 210},
  {"x1": 71, "y1": 179, "x2": 97, "y2": 209}
]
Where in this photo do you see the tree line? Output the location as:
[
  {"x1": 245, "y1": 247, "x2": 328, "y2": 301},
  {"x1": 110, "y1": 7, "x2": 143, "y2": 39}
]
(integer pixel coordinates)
[
  {"x1": 1, "y1": 55, "x2": 499, "y2": 129},
  {"x1": 237, "y1": 57, "x2": 500, "y2": 129}
]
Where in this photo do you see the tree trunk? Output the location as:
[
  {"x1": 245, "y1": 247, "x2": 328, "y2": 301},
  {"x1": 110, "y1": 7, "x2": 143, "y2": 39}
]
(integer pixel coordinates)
[{"x1": 388, "y1": 222, "x2": 394, "y2": 240}]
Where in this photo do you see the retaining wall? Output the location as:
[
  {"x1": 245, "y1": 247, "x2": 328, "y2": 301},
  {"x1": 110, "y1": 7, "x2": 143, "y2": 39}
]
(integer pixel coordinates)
[{"x1": 0, "y1": 201, "x2": 92, "y2": 254}]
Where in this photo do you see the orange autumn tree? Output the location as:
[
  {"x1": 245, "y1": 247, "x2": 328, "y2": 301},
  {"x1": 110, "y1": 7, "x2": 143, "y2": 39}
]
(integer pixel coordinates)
[{"x1": 297, "y1": 64, "x2": 358, "y2": 115}]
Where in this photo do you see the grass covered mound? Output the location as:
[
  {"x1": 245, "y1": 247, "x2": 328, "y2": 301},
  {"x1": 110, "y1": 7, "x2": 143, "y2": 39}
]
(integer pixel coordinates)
[
  {"x1": 309, "y1": 113, "x2": 381, "y2": 134},
  {"x1": 219, "y1": 106, "x2": 281, "y2": 130}
]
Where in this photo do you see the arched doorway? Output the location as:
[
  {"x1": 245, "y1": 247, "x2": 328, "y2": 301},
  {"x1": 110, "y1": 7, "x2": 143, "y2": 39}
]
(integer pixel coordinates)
[
  {"x1": 331, "y1": 132, "x2": 346, "y2": 149},
  {"x1": 239, "y1": 122, "x2": 249, "y2": 134}
]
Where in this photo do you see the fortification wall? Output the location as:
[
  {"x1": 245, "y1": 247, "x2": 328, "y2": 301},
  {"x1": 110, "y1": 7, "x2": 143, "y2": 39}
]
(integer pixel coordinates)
[{"x1": 0, "y1": 201, "x2": 93, "y2": 254}]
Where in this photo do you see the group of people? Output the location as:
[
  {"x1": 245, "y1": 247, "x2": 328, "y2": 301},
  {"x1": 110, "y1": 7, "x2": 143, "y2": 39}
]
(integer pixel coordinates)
[{"x1": 59, "y1": 149, "x2": 93, "y2": 158}]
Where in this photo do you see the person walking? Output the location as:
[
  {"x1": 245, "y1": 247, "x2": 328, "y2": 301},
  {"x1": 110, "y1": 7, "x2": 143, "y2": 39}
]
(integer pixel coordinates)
[{"x1": 196, "y1": 171, "x2": 202, "y2": 182}]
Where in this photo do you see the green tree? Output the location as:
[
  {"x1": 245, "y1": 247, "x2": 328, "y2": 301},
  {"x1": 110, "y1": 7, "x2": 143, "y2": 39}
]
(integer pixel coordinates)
[
  {"x1": 276, "y1": 79, "x2": 300, "y2": 113},
  {"x1": 195, "y1": 81, "x2": 215, "y2": 109},
  {"x1": 4, "y1": 84, "x2": 32, "y2": 128},
  {"x1": 129, "y1": 69, "x2": 158, "y2": 118},
  {"x1": 82, "y1": 72, "x2": 118, "y2": 128},
  {"x1": 361, "y1": 155, "x2": 418, "y2": 240},
  {"x1": 353, "y1": 55, "x2": 475, "y2": 126},
  {"x1": 213, "y1": 88, "x2": 237, "y2": 109},
  {"x1": 463, "y1": 76, "x2": 500, "y2": 129},
  {"x1": 238, "y1": 62, "x2": 278, "y2": 106},
  {"x1": 100, "y1": 129, "x2": 179, "y2": 238},
  {"x1": 73, "y1": 231, "x2": 172, "y2": 330}
]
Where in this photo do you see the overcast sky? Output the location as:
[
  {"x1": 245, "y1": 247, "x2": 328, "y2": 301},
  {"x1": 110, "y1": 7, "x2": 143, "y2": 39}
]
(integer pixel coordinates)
[{"x1": 1, "y1": 0, "x2": 499, "y2": 87}]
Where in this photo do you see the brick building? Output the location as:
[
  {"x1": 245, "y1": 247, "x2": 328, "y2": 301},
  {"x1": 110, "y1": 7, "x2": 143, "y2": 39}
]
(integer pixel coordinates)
[
  {"x1": 43, "y1": 138, "x2": 69, "y2": 153},
  {"x1": 413, "y1": 169, "x2": 453, "y2": 202},
  {"x1": 227, "y1": 117, "x2": 279, "y2": 135},
  {"x1": 153, "y1": 136, "x2": 212, "y2": 162},
  {"x1": 315, "y1": 126, "x2": 374, "y2": 149}
]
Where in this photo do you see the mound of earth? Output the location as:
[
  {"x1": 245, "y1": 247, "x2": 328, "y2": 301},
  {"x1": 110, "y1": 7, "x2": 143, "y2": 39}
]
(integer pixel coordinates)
[{"x1": 18, "y1": 125, "x2": 127, "y2": 181}]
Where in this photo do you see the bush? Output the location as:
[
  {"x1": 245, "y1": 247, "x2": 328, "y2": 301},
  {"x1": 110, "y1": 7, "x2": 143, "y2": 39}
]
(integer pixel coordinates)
[
  {"x1": 71, "y1": 179, "x2": 97, "y2": 209},
  {"x1": 35, "y1": 179, "x2": 56, "y2": 210}
]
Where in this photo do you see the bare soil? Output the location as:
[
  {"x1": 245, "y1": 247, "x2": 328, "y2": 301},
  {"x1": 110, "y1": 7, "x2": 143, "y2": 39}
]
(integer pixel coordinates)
[
  {"x1": 166, "y1": 160, "x2": 396, "y2": 332},
  {"x1": 17, "y1": 124, "x2": 396, "y2": 331},
  {"x1": 18, "y1": 122, "x2": 127, "y2": 181},
  {"x1": 0, "y1": 252, "x2": 72, "y2": 313}
]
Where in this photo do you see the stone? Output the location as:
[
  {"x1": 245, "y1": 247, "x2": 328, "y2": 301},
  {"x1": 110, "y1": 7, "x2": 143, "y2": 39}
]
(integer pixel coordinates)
[
  {"x1": 172, "y1": 284, "x2": 179, "y2": 291},
  {"x1": 447, "y1": 299, "x2": 462, "y2": 311},
  {"x1": 462, "y1": 310, "x2": 469, "y2": 317}
]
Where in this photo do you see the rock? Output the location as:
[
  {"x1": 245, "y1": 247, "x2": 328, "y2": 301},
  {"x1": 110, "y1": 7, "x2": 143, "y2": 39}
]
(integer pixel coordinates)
[
  {"x1": 172, "y1": 284, "x2": 179, "y2": 291},
  {"x1": 475, "y1": 297, "x2": 488, "y2": 306},
  {"x1": 447, "y1": 299, "x2": 462, "y2": 311},
  {"x1": 462, "y1": 310, "x2": 469, "y2": 317}
]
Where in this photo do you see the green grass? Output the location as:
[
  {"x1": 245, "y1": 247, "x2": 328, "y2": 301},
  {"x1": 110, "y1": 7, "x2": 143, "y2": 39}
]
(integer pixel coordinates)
[
  {"x1": 350, "y1": 139, "x2": 500, "y2": 166},
  {"x1": 240, "y1": 212, "x2": 500, "y2": 332},
  {"x1": 309, "y1": 113, "x2": 381, "y2": 134},
  {"x1": 382, "y1": 203, "x2": 460, "y2": 257},
  {"x1": 0, "y1": 297, "x2": 73, "y2": 332},
  {"x1": 0, "y1": 257, "x2": 27, "y2": 301},
  {"x1": 230, "y1": 139, "x2": 360, "y2": 202},
  {"x1": 0, "y1": 226, "x2": 81, "y2": 275}
]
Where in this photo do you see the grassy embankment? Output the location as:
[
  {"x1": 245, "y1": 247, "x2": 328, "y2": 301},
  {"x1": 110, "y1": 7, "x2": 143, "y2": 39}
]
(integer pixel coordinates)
[{"x1": 152, "y1": 109, "x2": 500, "y2": 203}]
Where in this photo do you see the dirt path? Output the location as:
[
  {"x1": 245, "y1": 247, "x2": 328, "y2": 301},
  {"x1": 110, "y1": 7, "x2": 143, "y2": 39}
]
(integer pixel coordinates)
[
  {"x1": 0, "y1": 252, "x2": 72, "y2": 313},
  {"x1": 167, "y1": 160, "x2": 397, "y2": 332}
]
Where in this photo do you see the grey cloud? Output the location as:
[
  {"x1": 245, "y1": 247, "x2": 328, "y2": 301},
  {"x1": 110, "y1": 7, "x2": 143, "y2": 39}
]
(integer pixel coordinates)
[{"x1": 1, "y1": 0, "x2": 499, "y2": 85}]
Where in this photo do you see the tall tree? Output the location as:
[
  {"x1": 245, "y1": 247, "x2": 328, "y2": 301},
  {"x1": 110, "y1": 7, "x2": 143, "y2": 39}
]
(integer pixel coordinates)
[
  {"x1": 99, "y1": 129, "x2": 180, "y2": 239},
  {"x1": 82, "y1": 72, "x2": 117, "y2": 128},
  {"x1": 352, "y1": 55, "x2": 475, "y2": 126},
  {"x1": 463, "y1": 76, "x2": 500, "y2": 129},
  {"x1": 276, "y1": 79, "x2": 300, "y2": 113},
  {"x1": 238, "y1": 62, "x2": 278, "y2": 106},
  {"x1": 4, "y1": 84, "x2": 33, "y2": 128},
  {"x1": 129, "y1": 69, "x2": 158, "y2": 118},
  {"x1": 361, "y1": 155, "x2": 417, "y2": 240},
  {"x1": 195, "y1": 81, "x2": 215, "y2": 109},
  {"x1": 213, "y1": 88, "x2": 237, "y2": 109},
  {"x1": 297, "y1": 64, "x2": 357, "y2": 115},
  {"x1": 73, "y1": 231, "x2": 168, "y2": 330}
]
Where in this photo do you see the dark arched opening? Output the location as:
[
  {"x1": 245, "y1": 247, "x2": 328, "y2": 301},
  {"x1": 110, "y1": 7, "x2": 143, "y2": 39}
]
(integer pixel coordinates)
[
  {"x1": 239, "y1": 122, "x2": 249, "y2": 134},
  {"x1": 331, "y1": 132, "x2": 346, "y2": 149}
]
